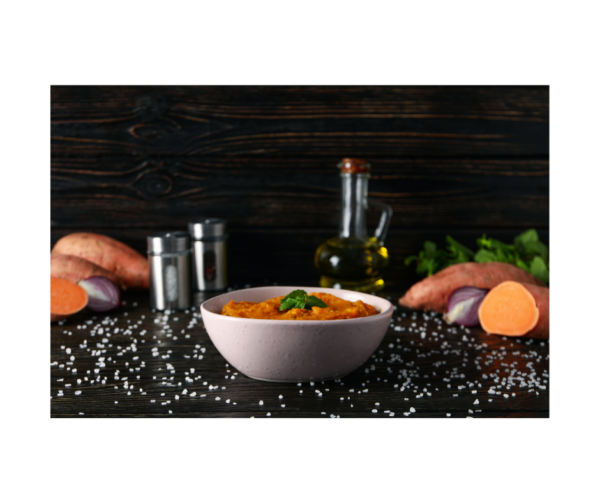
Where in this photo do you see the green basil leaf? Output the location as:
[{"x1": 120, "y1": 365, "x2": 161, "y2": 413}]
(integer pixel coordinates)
[
  {"x1": 279, "y1": 290, "x2": 328, "y2": 311},
  {"x1": 280, "y1": 297, "x2": 302, "y2": 310},
  {"x1": 305, "y1": 296, "x2": 328, "y2": 308}
]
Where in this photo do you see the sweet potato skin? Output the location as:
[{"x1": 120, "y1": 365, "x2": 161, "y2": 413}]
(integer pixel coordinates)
[
  {"x1": 523, "y1": 283, "x2": 549, "y2": 339},
  {"x1": 399, "y1": 262, "x2": 545, "y2": 313},
  {"x1": 51, "y1": 254, "x2": 123, "y2": 288},
  {"x1": 52, "y1": 233, "x2": 149, "y2": 289}
]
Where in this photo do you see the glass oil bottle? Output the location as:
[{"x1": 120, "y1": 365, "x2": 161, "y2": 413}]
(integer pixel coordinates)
[{"x1": 315, "y1": 158, "x2": 392, "y2": 292}]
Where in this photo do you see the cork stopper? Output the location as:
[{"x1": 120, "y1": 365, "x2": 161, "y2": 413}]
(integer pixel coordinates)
[{"x1": 337, "y1": 158, "x2": 371, "y2": 174}]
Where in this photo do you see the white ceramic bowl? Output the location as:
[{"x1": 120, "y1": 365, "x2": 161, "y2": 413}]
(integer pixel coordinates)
[{"x1": 200, "y1": 286, "x2": 393, "y2": 382}]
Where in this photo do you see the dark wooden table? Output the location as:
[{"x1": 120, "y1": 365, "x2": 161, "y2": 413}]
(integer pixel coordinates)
[{"x1": 50, "y1": 282, "x2": 549, "y2": 418}]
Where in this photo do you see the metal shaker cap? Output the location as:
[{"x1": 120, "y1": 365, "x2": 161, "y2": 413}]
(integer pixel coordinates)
[
  {"x1": 188, "y1": 218, "x2": 228, "y2": 239},
  {"x1": 147, "y1": 231, "x2": 190, "y2": 254}
]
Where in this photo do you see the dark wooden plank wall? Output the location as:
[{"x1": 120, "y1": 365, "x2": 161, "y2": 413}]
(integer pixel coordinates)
[{"x1": 51, "y1": 86, "x2": 549, "y2": 286}]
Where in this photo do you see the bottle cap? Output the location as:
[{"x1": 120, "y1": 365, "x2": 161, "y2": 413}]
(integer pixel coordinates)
[{"x1": 338, "y1": 158, "x2": 371, "y2": 174}]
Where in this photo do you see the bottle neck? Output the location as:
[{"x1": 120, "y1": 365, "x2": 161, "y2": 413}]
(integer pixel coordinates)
[{"x1": 339, "y1": 173, "x2": 368, "y2": 239}]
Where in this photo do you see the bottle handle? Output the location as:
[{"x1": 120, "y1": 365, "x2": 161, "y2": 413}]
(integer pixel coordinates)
[{"x1": 368, "y1": 198, "x2": 392, "y2": 245}]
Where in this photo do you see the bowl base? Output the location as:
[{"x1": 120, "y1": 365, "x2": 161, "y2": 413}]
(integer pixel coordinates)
[{"x1": 242, "y1": 371, "x2": 353, "y2": 383}]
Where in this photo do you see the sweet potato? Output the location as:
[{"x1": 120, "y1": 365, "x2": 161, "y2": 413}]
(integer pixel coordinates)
[
  {"x1": 51, "y1": 277, "x2": 88, "y2": 322},
  {"x1": 51, "y1": 254, "x2": 123, "y2": 288},
  {"x1": 399, "y1": 262, "x2": 545, "y2": 313},
  {"x1": 52, "y1": 232, "x2": 149, "y2": 289},
  {"x1": 478, "y1": 281, "x2": 549, "y2": 339}
]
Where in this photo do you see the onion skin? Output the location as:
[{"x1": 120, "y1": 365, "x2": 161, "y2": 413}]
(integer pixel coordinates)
[
  {"x1": 444, "y1": 287, "x2": 488, "y2": 327},
  {"x1": 78, "y1": 276, "x2": 121, "y2": 312}
]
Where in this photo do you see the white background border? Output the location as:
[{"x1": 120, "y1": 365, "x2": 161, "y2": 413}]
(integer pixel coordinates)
[{"x1": 2, "y1": 0, "x2": 598, "y2": 501}]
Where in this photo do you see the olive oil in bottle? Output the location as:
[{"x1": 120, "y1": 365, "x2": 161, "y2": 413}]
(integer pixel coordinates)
[{"x1": 315, "y1": 158, "x2": 392, "y2": 292}]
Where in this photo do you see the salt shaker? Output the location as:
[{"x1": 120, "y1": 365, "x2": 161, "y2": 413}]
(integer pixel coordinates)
[
  {"x1": 147, "y1": 231, "x2": 192, "y2": 310},
  {"x1": 188, "y1": 218, "x2": 228, "y2": 291}
]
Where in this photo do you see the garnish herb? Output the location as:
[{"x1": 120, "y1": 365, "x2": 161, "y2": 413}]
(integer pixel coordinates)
[
  {"x1": 405, "y1": 229, "x2": 549, "y2": 285},
  {"x1": 279, "y1": 290, "x2": 328, "y2": 311}
]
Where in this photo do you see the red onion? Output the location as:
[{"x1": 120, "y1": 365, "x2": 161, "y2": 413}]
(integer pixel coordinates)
[
  {"x1": 444, "y1": 286, "x2": 488, "y2": 327},
  {"x1": 78, "y1": 276, "x2": 121, "y2": 312}
]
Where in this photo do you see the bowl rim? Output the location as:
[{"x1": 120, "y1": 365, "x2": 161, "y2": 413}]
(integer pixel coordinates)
[{"x1": 200, "y1": 285, "x2": 394, "y2": 325}]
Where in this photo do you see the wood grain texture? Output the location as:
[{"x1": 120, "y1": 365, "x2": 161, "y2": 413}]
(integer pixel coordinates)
[
  {"x1": 50, "y1": 289, "x2": 549, "y2": 418},
  {"x1": 51, "y1": 86, "x2": 549, "y2": 283}
]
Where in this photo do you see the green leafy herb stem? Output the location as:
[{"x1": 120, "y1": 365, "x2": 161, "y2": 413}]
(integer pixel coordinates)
[
  {"x1": 404, "y1": 229, "x2": 549, "y2": 285},
  {"x1": 279, "y1": 290, "x2": 328, "y2": 311}
]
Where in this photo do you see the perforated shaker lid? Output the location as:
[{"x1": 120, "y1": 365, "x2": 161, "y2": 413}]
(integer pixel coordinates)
[
  {"x1": 188, "y1": 218, "x2": 228, "y2": 239},
  {"x1": 147, "y1": 231, "x2": 190, "y2": 254}
]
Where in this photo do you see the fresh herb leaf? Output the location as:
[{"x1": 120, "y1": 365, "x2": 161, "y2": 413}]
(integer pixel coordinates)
[
  {"x1": 446, "y1": 236, "x2": 474, "y2": 265},
  {"x1": 406, "y1": 229, "x2": 549, "y2": 285},
  {"x1": 305, "y1": 296, "x2": 328, "y2": 308},
  {"x1": 279, "y1": 297, "x2": 301, "y2": 310},
  {"x1": 279, "y1": 290, "x2": 328, "y2": 311},
  {"x1": 514, "y1": 229, "x2": 539, "y2": 255},
  {"x1": 474, "y1": 249, "x2": 500, "y2": 263},
  {"x1": 423, "y1": 240, "x2": 438, "y2": 258},
  {"x1": 529, "y1": 256, "x2": 549, "y2": 284},
  {"x1": 446, "y1": 236, "x2": 474, "y2": 259}
]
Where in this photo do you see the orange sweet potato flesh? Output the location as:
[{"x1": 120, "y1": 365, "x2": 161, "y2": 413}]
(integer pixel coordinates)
[
  {"x1": 51, "y1": 254, "x2": 123, "y2": 288},
  {"x1": 478, "y1": 281, "x2": 549, "y2": 339},
  {"x1": 52, "y1": 233, "x2": 149, "y2": 289},
  {"x1": 51, "y1": 277, "x2": 89, "y2": 322},
  {"x1": 399, "y1": 262, "x2": 545, "y2": 313}
]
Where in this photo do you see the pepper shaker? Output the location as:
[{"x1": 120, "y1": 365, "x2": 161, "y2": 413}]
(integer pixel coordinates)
[
  {"x1": 147, "y1": 231, "x2": 192, "y2": 310},
  {"x1": 188, "y1": 218, "x2": 228, "y2": 292}
]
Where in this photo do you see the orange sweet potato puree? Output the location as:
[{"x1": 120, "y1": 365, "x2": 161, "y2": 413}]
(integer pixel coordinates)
[{"x1": 221, "y1": 292, "x2": 378, "y2": 320}]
